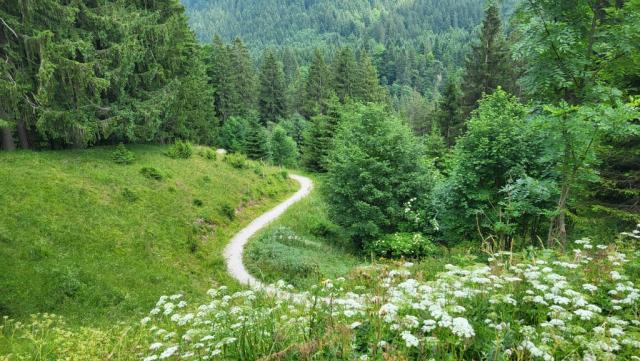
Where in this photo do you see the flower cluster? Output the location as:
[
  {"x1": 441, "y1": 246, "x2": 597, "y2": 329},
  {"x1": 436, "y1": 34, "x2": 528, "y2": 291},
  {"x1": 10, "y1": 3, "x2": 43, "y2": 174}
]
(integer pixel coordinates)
[{"x1": 141, "y1": 237, "x2": 640, "y2": 360}]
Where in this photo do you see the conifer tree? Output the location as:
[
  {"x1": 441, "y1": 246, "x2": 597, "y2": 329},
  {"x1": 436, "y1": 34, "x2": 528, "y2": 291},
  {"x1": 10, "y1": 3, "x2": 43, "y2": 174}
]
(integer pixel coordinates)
[
  {"x1": 302, "y1": 96, "x2": 342, "y2": 172},
  {"x1": 229, "y1": 37, "x2": 257, "y2": 117},
  {"x1": 258, "y1": 50, "x2": 287, "y2": 124},
  {"x1": 436, "y1": 78, "x2": 464, "y2": 147},
  {"x1": 245, "y1": 118, "x2": 271, "y2": 161},
  {"x1": 332, "y1": 47, "x2": 358, "y2": 103},
  {"x1": 303, "y1": 49, "x2": 333, "y2": 117},
  {"x1": 208, "y1": 35, "x2": 235, "y2": 122},
  {"x1": 461, "y1": 2, "x2": 514, "y2": 117},
  {"x1": 356, "y1": 51, "x2": 385, "y2": 103}
]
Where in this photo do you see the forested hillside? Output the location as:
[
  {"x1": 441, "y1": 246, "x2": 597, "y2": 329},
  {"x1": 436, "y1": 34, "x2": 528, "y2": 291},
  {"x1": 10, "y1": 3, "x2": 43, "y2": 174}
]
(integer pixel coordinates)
[
  {"x1": 181, "y1": 0, "x2": 518, "y2": 100},
  {"x1": 1, "y1": 0, "x2": 639, "y2": 359}
]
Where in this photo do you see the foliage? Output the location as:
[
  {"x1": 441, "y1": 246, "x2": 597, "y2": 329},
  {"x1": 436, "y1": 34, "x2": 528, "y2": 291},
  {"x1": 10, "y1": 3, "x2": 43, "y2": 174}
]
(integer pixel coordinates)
[
  {"x1": 269, "y1": 125, "x2": 298, "y2": 167},
  {"x1": 245, "y1": 119, "x2": 271, "y2": 162},
  {"x1": 324, "y1": 104, "x2": 436, "y2": 246},
  {"x1": 217, "y1": 117, "x2": 249, "y2": 153},
  {"x1": 223, "y1": 152, "x2": 249, "y2": 169},
  {"x1": 111, "y1": 143, "x2": 135, "y2": 165},
  {"x1": 435, "y1": 89, "x2": 552, "y2": 245},
  {"x1": 258, "y1": 49, "x2": 287, "y2": 123},
  {"x1": 165, "y1": 140, "x2": 194, "y2": 159},
  {"x1": 0, "y1": 0, "x2": 214, "y2": 149},
  {"x1": 302, "y1": 97, "x2": 342, "y2": 172},
  {"x1": 461, "y1": 2, "x2": 516, "y2": 116},
  {"x1": 368, "y1": 233, "x2": 438, "y2": 259},
  {"x1": 140, "y1": 167, "x2": 166, "y2": 181}
]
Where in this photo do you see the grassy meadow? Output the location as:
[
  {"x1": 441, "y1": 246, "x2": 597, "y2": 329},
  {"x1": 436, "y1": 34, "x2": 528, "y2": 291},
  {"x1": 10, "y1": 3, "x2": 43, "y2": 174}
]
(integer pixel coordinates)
[{"x1": 0, "y1": 145, "x2": 295, "y2": 326}]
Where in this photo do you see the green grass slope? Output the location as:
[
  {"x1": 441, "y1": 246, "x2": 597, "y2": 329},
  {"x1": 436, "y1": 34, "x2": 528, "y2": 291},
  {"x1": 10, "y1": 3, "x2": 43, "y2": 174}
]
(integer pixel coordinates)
[
  {"x1": 245, "y1": 176, "x2": 364, "y2": 288},
  {"x1": 0, "y1": 145, "x2": 295, "y2": 324}
]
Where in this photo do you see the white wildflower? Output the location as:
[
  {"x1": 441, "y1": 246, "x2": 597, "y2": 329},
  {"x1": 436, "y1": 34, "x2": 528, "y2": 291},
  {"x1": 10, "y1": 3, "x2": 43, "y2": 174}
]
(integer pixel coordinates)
[{"x1": 401, "y1": 330, "x2": 419, "y2": 347}]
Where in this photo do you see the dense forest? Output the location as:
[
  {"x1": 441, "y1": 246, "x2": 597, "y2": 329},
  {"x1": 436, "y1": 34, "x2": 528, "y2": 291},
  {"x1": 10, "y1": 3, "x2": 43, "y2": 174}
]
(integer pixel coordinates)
[{"x1": 1, "y1": 0, "x2": 640, "y2": 359}]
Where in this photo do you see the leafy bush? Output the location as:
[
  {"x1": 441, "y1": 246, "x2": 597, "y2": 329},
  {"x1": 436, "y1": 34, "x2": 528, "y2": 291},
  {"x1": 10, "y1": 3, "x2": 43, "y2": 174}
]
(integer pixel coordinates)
[
  {"x1": 140, "y1": 167, "x2": 164, "y2": 180},
  {"x1": 221, "y1": 203, "x2": 235, "y2": 220},
  {"x1": 200, "y1": 147, "x2": 217, "y2": 160},
  {"x1": 111, "y1": 143, "x2": 135, "y2": 165},
  {"x1": 224, "y1": 152, "x2": 248, "y2": 169},
  {"x1": 269, "y1": 124, "x2": 298, "y2": 167},
  {"x1": 368, "y1": 232, "x2": 438, "y2": 259},
  {"x1": 434, "y1": 90, "x2": 552, "y2": 245},
  {"x1": 165, "y1": 140, "x2": 193, "y2": 159}
]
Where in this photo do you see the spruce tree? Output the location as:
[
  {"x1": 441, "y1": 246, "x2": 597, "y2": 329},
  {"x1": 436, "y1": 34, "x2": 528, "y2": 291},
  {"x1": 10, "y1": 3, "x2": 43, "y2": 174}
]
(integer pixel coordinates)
[
  {"x1": 461, "y1": 2, "x2": 514, "y2": 117},
  {"x1": 258, "y1": 50, "x2": 287, "y2": 124},
  {"x1": 230, "y1": 37, "x2": 257, "y2": 117},
  {"x1": 436, "y1": 78, "x2": 464, "y2": 147},
  {"x1": 208, "y1": 35, "x2": 235, "y2": 122},
  {"x1": 356, "y1": 51, "x2": 384, "y2": 103},
  {"x1": 332, "y1": 47, "x2": 358, "y2": 103},
  {"x1": 302, "y1": 96, "x2": 342, "y2": 172},
  {"x1": 245, "y1": 118, "x2": 271, "y2": 161},
  {"x1": 303, "y1": 49, "x2": 333, "y2": 117}
]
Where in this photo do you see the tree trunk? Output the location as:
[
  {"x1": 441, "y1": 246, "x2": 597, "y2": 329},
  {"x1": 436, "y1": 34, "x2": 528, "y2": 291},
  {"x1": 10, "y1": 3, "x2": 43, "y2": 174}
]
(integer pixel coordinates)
[
  {"x1": 16, "y1": 118, "x2": 30, "y2": 149},
  {"x1": 548, "y1": 180, "x2": 570, "y2": 248},
  {"x1": 1, "y1": 127, "x2": 16, "y2": 151}
]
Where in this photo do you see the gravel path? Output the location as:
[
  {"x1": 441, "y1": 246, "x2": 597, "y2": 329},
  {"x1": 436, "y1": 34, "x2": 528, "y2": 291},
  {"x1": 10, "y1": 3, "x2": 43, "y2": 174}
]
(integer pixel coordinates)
[{"x1": 223, "y1": 174, "x2": 313, "y2": 294}]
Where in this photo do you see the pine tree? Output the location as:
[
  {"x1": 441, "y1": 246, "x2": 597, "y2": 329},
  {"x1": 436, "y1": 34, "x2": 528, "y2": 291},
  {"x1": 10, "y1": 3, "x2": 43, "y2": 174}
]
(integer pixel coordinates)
[
  {"x1": 270, "y1": 125, "x2": 298, "y2": 167},
  {"x1": 303, "y1": 49, "x2": 333, "y2": 117},
  {"x1": 461, "y1": 2, "x2": 514, "y2": 117},
  {"x1": 208, "y1": 35, "x2": 235, "y2": 122},
  {"x1": 258, "y1": 49, "x2": 287, "y2": 124},
  {"x1": 356, "y1": 51, "x2": 384, "y2": 103},
  {"x1": 229, "y1": 37, "x2": 257, "y2": 117},
  {"x1": 436, "y1": 78, "x2": 464, "y2": 147},
  {"x1": 332, "y1": 47, "x2": 358, "y2": 103},
  {"x1": 245, "y1": 118, "x2": 271, "y2": 161}
]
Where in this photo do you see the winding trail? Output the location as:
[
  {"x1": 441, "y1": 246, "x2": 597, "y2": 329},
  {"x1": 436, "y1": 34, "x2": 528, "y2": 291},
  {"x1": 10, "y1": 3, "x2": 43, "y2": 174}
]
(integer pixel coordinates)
[{"x1": 223, "y1": 174, "x2": 313, "y2": 295}]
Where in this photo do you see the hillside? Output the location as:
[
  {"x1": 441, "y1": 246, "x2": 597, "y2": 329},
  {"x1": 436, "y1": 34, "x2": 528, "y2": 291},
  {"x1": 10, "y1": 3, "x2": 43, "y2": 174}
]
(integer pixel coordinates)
[{"x1": 0, "y1": 145, "x2": 295, "y2": 324}]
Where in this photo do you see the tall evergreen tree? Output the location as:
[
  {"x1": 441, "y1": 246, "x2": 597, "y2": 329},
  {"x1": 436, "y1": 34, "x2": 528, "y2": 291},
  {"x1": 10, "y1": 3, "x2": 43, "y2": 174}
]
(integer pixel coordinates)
[
  {"x1": 303, "y1": 49, "x2": 333, "y2": 117},
  {"x1": 436, "y1": 78, "x2": 464, "y2": 147},
  {"x1": 208, "y1": 35, "x2": 235, "y2": 122},
  {"x1": 356, "y1": 51, "x2": 385, "y2": 103},
  {"x1": 302, "y1": 96, "x2": 342, "y2": 172},
  {"x1": 332, "y1": 47, "x2": 358, "y2": 103},
  {"x1": 258, "y1": 50, "x2": 287, "y2": 124},
  {"x1": 461, "y1": 2, "x2": 514, "y2": 117},
  {"x1": 229, "y1": 37, "x2": 257, "y2": 117}
]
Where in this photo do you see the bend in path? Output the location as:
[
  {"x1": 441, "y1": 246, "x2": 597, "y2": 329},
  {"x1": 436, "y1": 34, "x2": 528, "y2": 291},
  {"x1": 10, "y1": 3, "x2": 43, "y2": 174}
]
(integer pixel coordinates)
[{"x1": 223, "y1": 174, "x2": 313, "y2": 298}]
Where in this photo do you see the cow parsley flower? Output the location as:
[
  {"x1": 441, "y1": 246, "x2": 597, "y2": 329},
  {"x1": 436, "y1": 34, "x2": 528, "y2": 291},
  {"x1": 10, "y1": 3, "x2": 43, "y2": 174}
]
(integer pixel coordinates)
[
  {"x1": 451, "y1": 317, "x2": 475, "y2": 338},
  {"x1": 401, "y1": 330, "x2": 419, "y2": 347},
  {"x1": 159, "y1": 345, "x2": 178, "y2": 359}
]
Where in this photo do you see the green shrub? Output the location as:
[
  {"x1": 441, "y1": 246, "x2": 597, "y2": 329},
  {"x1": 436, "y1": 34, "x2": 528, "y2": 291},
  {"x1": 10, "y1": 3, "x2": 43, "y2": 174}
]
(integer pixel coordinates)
[
  {"x1": 368, "y1": 232, "x2": 437, "y2": 259},
  {"x1": 111, "y1": 143, "x2": 135, "y2": 165},
  {"x1": 140, "y1": 167, "x2": 164, "y2": 181},
  {"x1": 121, "y1": 187, "x2": 139, "y2": 202},
  {"x1": 325, "y1": 104, "x2": 436, "y2": 246},
  {"x1": 221, "y1": 203, "x2": 235, "y2": 220},
  {"x1": 224, "y1": 153, "x2": 248, "y2": 169},
  {"x1": 201, "y1": 148, "x2": 217, "y2": 160},
  {"x1": 165, "y1": 140, "x2": 193, "y2": 159}
]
